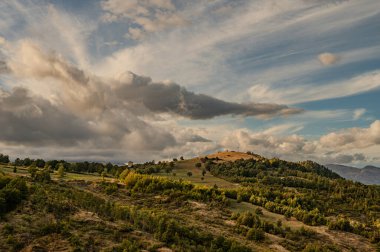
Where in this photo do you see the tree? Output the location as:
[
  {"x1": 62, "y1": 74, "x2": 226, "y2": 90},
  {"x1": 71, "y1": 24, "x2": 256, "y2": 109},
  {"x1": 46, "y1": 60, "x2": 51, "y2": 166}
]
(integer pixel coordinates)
[
  {"x1": 202, "y1": 169, "x2": 206, "y2": 176},
  {"x1": 0, "y1": 154, "x2": 10, "y2": 164},
  {"x1": 35, "y1": 159, "x2": 45, "y2": 168},
  {"x1": 106, "y1": 162, "x2": 113, "y2": 171},
  {"x1": 23, "y1": 158, "x2": 32, "y2": 167},
  {"x1": 13, "y1": 167, "x2": 17, "y2": 173},
  {"x1": 101, "y1": 171, "x2": 107, "y2": 180},
  {"x1": 28, "y1": 166, "x2": 37, "y2": 179},
  {"x1": 180, "y1": 156, "x2": 184, "y2": 160},
  {"x1": 57, "y1": 164, "x2": 65, "y2": 179},
  {"x1": 187, "y1": 171, "x2": 192, "y2": 177},
  {"x1": 205, "y1": 161, "x2": 212, "y2": 171},
  {"x1": 14, "y1": 158, "x2": 23, "y2": 166},
  {"x1": 195, "y1": 163, "x2": 202, "y2": 168},
  {"x1": 97, "y1": 164, "x2": 104, "y2": 175}
]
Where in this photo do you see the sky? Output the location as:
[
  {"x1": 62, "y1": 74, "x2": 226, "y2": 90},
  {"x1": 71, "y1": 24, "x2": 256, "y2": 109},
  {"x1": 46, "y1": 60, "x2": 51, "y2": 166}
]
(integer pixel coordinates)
[{"x1": 0, "y1": 0, "x2": 380, "y2": 166}]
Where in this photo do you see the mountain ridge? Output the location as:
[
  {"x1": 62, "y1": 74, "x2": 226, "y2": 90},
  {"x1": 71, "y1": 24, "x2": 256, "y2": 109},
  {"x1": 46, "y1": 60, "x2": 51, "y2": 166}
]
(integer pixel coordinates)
[{"x1": 325, "y1": 163, "x2": 380, "y2": 185}]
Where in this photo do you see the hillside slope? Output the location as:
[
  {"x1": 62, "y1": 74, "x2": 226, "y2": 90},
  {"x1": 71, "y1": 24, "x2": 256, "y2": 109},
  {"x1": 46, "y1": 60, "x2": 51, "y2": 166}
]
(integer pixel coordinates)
[{"x1": 0, "y1": 151, "x2": 379, "y2": 251}]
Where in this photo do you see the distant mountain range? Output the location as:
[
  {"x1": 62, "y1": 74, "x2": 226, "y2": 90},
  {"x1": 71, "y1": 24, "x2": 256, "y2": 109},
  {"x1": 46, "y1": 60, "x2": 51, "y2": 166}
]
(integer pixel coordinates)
[{"x1": 326, "y1": 164, "x2": 380, "y2": 185}]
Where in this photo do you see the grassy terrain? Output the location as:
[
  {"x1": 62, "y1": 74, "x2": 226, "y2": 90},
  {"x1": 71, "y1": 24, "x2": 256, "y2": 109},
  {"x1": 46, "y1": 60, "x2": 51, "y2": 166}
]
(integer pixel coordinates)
[
  {"x1": 153, "y1": 151, "x2": 259, "y2": 188},
  {"x1": 157, "y1": 158, "x2": 239, "y2": 188}
]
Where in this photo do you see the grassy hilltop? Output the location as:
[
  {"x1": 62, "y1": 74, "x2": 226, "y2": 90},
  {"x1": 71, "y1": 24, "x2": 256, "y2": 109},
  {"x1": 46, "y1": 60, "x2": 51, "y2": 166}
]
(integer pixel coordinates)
[{"x1": 0, "y1": 151, "x2": 379, "y2": 251}]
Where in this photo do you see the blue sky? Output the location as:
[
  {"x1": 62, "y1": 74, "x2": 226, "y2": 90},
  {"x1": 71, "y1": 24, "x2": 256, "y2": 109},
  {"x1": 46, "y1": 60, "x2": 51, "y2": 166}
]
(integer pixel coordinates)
[{"x1": 0, "y1": 0, "x2": 379, "y2": 165}]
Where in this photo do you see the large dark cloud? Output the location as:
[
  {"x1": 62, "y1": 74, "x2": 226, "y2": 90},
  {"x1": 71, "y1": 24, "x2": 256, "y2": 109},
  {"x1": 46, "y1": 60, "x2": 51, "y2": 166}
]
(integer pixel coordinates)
[
  {"x1": 114, "y1": 72, "x2": 303, "y2": 119},
  {"x1": 0, "y1": 87, "x2": 95, "y2": 145},
  {"x1": 5, "y1": 42, "x2": 303, "y2": 121}
]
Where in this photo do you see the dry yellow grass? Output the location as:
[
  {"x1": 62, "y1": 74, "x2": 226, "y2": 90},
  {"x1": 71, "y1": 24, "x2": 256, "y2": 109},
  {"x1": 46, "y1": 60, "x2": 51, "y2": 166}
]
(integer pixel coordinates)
[{"x1": 205, "y1": 151, "x2": 259, "y2": 162}]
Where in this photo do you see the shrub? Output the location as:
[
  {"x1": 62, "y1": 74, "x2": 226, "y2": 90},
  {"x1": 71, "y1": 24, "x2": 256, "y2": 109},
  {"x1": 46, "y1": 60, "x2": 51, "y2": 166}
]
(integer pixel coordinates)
[{"x1": 246, "y1": 228, "x2": 265, "y2": 241}]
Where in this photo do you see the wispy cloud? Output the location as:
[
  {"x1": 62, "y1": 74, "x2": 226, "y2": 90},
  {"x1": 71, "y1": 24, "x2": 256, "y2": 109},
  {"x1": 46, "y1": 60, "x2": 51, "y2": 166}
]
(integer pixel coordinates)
[
  {"x1": 249, "y1": 70, "x2": 380, "y2": 105},
  {"x1": 353, "y1": 108, "x2": 366, "y2": 120}
]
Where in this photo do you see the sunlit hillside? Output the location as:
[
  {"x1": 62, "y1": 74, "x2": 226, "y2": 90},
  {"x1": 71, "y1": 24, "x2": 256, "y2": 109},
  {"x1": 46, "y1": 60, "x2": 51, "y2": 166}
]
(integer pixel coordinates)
[{"x1": 1, "y1": 151, "x2": 379, "y2": 251}]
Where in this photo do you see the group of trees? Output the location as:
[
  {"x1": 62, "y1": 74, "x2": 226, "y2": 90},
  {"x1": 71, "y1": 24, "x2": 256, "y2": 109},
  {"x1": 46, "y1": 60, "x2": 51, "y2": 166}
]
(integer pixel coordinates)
[
  {"x1": 14, "y1": 158, "x2": 44, "y2": 167},
  {"x1": 6, "y1": 153, "x2": 124, "y2": 177},
  {"x1": 121, "y1": 171, "x2": 230, "y2": 206},
  {"x1": 131, "y1": 161, "x2": 174, "y2": 175}
]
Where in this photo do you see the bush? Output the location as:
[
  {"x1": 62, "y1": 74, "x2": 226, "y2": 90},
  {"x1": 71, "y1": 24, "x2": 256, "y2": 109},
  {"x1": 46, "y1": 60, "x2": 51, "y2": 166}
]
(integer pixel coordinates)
[
  {"x1": 246, "y1": 228, "x2": 265, "y2": 241},
  {"x1": 0, "y1": 176, "x2": 28, "y2": 216},
  {"x1": 328, "y1": 218, "x2": 352, "y2": 232}
]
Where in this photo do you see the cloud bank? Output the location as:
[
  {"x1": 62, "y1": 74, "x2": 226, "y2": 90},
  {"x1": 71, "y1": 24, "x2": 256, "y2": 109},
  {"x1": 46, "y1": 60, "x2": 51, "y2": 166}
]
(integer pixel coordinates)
[
  {"x1": 0, "y1": 40, "x2": 302, "y2": 161},
  {"x1": 220, "y1": 121, "x2": 380, "y2": 164}
]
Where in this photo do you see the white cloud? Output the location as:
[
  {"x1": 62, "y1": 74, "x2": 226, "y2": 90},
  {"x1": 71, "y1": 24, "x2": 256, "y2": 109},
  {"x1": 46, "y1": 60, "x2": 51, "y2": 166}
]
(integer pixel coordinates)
[
  {"x1": 320, "y1": 120, "x2": 380, "y2": 149},
  {"x1": 318, "y1": 52, "x2": 339, "y2": 66},
  {"x1": 353, "y1": 108, "x2": 366, "y2": 120}
]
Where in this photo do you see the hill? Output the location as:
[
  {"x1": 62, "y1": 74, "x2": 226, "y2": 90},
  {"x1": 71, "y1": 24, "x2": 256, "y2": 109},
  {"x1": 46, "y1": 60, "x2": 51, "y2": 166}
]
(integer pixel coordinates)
[
  {"x1": 0, "y1": 151, "x2": 379, "y2": 251},
  {"x1": 326, "y1": 164, "x2": 380, "y2": 185},
  {"x1": 205, "y1": 151, "x2": 260, "y2": 162}
]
